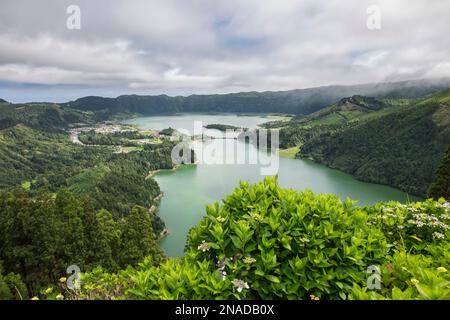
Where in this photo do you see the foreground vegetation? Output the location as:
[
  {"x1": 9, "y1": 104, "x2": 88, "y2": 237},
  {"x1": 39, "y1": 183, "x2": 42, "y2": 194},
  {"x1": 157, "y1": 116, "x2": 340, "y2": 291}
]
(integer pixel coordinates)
[
  {"x1": 0, "y1": 189, "x2": 165, "y2": 298},
  {"x1": 28, "y1": 177, "x2": 448, "y2": 300}
]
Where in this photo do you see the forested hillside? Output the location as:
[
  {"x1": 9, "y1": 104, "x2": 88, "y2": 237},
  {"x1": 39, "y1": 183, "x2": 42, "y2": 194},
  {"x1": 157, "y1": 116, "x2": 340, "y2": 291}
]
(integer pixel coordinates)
[
  {"x1": 63, "y1": 79, "x2": 450, "y2": 120},
  {"x1": 0, "y1": 103, "x2": 90, "y2": 130},
  {"x1": 0, "y1": 124, "x2": 174, "y2": 218},
  {"x1": 0, "y1": 108, "x2": 179, "y2": 297},
  {"x1": 276, "y1": 89, "x2": 450, "y2": 197}
]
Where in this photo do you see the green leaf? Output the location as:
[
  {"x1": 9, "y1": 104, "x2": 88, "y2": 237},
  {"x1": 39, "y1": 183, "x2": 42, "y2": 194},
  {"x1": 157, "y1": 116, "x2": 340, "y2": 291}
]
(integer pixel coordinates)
[
  {"x1": 265, "y1": 275, "x2": 280, "y2": 283},
  {"x1": 255, "y1": 269, "x2": 265, "y2": 277}
]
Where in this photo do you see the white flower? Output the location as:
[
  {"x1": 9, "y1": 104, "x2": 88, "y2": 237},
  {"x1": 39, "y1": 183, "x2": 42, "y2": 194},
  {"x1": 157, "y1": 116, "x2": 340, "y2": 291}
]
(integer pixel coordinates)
[
  {"x1": 432, "y1": 232, "x2": 445, "y2": 240},
  {"x1": 233, "y1": 279, "x2": 250, "y2": 292},
  {"x1": 197, "y1": 240, "x2": 211, "y2": 252}
]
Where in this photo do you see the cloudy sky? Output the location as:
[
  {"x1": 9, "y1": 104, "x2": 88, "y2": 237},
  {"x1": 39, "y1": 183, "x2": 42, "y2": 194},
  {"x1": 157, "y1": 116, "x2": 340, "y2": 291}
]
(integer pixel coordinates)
[{"x1": 0, "y1": 0, "x2": 449, "y2": 102}]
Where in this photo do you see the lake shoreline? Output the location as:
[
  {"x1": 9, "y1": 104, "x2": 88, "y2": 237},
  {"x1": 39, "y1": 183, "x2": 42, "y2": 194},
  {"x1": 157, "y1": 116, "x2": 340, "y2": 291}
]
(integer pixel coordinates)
[{"x1": 125, "y1": 113, "x2": 420, "y2": 257}]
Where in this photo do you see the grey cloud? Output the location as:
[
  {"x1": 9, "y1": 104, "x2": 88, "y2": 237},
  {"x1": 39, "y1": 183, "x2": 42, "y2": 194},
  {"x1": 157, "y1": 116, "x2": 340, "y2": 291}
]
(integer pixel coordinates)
[{"x1": 0, "y1": 0, "x2": 448, "y2": 102}]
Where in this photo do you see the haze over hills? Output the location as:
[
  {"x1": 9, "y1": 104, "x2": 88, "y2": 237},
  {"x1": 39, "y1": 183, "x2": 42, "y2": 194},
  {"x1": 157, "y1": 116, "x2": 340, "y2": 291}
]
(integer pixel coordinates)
[
  {"x1": 0, "y1": 79, "x2": 449, "y2": 198},
  {"x1": 63, "y1": 78, "x2": 450, "y2": 119}
]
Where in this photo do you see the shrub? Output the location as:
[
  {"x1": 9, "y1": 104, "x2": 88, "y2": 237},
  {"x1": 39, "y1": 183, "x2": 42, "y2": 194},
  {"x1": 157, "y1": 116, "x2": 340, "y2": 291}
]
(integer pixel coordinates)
[
  {"x1": 365, "y1": 199, "x2": 450, "y2": 253},
  {"x1": 350, "y1": 244, "x2": 450, "y2": 300},
  {"x1": 186, "y1": 177, "x2": 388, "y2": 299}
]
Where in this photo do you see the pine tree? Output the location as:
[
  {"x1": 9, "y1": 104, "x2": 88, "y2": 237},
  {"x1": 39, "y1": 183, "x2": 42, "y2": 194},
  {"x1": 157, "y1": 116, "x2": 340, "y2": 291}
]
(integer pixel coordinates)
[
  {"x1": 119, "y1": 206, "x2": 164, "y2": 267},
  {"x1": 94, "y1": 209, "x2": 121, "y2": 270},
  {"x1": 428, "y1": 147, "x2": 450, "y2": 200}
]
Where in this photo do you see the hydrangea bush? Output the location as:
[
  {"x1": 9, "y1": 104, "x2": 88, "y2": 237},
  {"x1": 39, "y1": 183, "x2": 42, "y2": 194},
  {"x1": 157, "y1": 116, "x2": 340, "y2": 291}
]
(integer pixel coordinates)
[{"x1": 46, "y1": 178, "x2": 450, "y2": 300}]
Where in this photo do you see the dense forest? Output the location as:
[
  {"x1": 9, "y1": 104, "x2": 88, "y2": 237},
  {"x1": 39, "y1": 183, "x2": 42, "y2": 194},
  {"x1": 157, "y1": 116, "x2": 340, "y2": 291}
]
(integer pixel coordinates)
[
  {"x1": 0, "y1": 124, "x2": 174, "y2": 218},
  {"x1": 0, "y1": 102, "x2": 90, "y2": 130},
  {"x1": 78, "y1": 130, "x2": 152, "y2": 146},
  {"x1": 0, "y1": 104, "x2": 181, "y2": 298},
  {"x1": 0, "y1": 189, "x2": 164, "y2": 297}
]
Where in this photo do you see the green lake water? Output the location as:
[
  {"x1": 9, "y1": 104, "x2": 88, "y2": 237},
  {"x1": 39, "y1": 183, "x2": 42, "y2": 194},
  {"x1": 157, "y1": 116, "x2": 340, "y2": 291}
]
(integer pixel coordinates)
[{"x1": 125, "y1": 114, "x2": 419, "y2": 257}]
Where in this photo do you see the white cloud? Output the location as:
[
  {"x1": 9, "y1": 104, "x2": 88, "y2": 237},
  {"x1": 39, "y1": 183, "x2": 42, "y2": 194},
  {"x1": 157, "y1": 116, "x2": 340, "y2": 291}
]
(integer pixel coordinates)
[{"x1": 0, "y1": 0, "x2": 448, "y2": 101}]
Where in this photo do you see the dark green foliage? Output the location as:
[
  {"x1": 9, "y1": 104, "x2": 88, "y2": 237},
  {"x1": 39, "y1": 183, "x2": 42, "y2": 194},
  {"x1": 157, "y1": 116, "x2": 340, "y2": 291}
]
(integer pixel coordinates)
[
  {"x1": 300, "y1": 102, "x2": 449, "y2": 196},
  {"x1": 428, "y1": 147, "x2": 450, "y2": 200},
  {"x1": 0, "y1": 124, "x2": 111, "y2": 188},
  {"x1": 78, "y1": 130, "x2": 150, "y2": 146},
  {"x1": 0, "y1": 124, "x2": 174, "y2": 219},
  {"x1": 0, "y1": 122, "x2": 176, "y2": 295},
  {"x1": 279, "y1": 124, "x2": 341, "y2": 148},
  {"x1": 119, "y1": 206, "x2": 164, "y2": 267},
  {"x1": 0, "y1": 262, "x2": 28, "y2": 300},
  {"x1": 0, "y1": 188, "x2": 164, "y2": 295},
  {"x1": 337, "y1": 95, "x2": 386, "y2": 111},
  {"x1": 93, "y1": 210, "x2": 121, "y2": 269},
  {"x1": 0, "y1": 103, "x2": 89, "y2": 130}
]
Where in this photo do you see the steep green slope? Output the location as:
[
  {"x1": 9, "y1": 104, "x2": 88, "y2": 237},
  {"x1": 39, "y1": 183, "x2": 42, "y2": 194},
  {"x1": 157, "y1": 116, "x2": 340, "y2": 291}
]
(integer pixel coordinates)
[
  {"x1": 0, "y1": 124, "x2": 88, "y2": 187},
  {"x1": 0, "y1": 124, "x2": 174, "y2": 219},
  {"x1": 276, "y1": 95, "x2": 401, "y2": 148},
  {"x1": 0, "y1": 102, "x2": 90, "y2": 130},
  {"x1": 298, "y1": 89, "x2": 450, "y2": 196}
]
